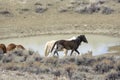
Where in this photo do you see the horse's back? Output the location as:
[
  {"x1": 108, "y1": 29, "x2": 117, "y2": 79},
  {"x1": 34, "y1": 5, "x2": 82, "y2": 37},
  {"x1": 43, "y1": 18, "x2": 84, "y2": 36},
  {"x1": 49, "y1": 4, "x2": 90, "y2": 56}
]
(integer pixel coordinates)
[
  {"x1": 16, "y1": 45, "x2": 25, "y2": 50},
  {"x1": 7, "y1": 43, "x2": 16, "y2": 52}
]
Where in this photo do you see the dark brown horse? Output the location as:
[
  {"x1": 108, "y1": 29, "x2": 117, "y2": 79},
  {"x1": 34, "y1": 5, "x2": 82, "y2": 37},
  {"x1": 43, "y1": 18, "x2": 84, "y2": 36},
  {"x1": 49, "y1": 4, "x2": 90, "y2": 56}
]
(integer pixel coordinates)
[
  {"x1": 0, "y1": 43, "x2": 7, "y2": 54},
  {"x1": 51, "y1": 35, "x2": 88, "y2": 56}
]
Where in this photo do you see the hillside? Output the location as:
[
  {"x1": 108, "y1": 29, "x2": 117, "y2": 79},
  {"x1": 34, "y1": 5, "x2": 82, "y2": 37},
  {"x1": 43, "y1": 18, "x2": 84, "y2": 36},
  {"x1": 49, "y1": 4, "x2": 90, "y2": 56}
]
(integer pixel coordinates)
[{"x1": 0, "y1": 0, "x2": 120, "y2": 38}]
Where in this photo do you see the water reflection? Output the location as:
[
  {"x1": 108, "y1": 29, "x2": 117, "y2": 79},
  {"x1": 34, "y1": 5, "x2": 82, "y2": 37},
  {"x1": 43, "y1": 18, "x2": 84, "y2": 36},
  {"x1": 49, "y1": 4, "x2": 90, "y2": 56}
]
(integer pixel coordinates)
[{"x1": 0, "y1": 34, "x2": 120, "y2": 56}]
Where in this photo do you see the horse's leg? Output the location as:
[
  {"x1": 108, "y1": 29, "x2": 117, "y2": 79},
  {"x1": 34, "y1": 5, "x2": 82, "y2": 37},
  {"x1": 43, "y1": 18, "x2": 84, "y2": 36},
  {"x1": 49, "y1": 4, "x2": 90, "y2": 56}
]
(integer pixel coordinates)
[
  {"x1": 53, "y1": 50, "x2": 57, "y2": 56},
  {"x1": 53, "y1": 50, "x2": 59, "y2": 56},
  {"x1": 63, "y1": 49, "x2": 68, "y2": 56},
  {"x1": 75, "y1": 49, "x2": 80, "y2": 55},
  {"x1": 53, "y1": 45, "x2": 59, "y2": 56},
  {"x1": 70, "y1": 50, "x2": 74, "y2": 56},
  {"x1": 56, "y1": 52, "x2": 59, "y2": 56}
]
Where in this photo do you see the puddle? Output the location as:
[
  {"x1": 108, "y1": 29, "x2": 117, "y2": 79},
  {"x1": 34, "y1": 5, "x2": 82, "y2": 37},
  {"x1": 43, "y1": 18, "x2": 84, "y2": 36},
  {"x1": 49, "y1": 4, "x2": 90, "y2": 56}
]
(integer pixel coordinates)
[{"x1": 0, "y1": 34, "x2": 120, "y2": 56}]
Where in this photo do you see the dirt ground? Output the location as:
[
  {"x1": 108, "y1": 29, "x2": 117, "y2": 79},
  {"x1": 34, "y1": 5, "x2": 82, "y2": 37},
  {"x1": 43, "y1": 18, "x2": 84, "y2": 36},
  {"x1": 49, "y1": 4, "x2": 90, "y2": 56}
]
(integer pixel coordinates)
[{"x1": 0, "y1": 0, "x2": 120, "y2": 39}]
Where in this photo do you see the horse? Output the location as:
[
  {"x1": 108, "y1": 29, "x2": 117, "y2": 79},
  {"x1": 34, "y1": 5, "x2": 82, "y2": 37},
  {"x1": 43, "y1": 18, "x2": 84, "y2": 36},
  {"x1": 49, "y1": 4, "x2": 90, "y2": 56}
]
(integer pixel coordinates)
[
  {"x1": 51, "y1": 35, "x2": 88, "y2": 56},
  {"x1": 6, "y1": 43, "x2": 16, "y2": 52},
  {"x1": 0, "y1": 43, "x2": 7, "y2": 54},
  {"x1": 44, "y1": 36, "x2": 76, "y2": 57},
  {"x1": 6, "y1": 43, "x2": 25, "y2": 52},
  {"x1": 16, "y1": 45, "x2": 25, "y2": 50}
]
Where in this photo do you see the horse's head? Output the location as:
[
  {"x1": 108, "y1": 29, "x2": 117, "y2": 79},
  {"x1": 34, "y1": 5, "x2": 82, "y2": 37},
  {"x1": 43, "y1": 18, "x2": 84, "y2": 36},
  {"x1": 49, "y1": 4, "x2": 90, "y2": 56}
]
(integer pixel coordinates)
[{"x1": 77, "y1": 35, "x2": 88, "y2": 43}]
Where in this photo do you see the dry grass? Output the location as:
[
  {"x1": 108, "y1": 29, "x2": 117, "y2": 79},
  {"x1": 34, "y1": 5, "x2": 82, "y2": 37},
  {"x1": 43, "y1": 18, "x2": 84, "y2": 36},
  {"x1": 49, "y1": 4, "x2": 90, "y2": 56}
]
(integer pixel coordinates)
[
  {"x1": 0, "y1": 0, "x2": 120, "y2": 38},
  {"x1": 109, "y1": 45, "x2": 120, "y2": 52},
  {"x1": 0, "y1": 49, "x2": 119, "y2": 80}
]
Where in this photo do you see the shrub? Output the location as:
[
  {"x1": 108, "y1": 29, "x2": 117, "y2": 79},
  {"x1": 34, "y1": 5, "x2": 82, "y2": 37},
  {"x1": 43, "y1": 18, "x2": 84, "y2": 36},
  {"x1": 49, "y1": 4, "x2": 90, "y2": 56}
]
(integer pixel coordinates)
[
  {"x1": 72, "y1": 72, "x2": 86, "y2": 80},
  {"x1": 118, "y1": 0, "x2": 120, "y2": 3},
  {"x1": 58, "y1": 7, "x2": 68, "y2": 13},
  {"x1": 21, "y1": 8, "x2": 30, "y2": 12},
  {"x1": 98, "y1": 0, "x2": 106, "y2": 4},
  {"x1": 74, "y1": 4, "x2": 100, "y2": 14},
  {"x1": 1, "y1": 62, "x2": 20, "y2": 71},
  {"x1": 101, "y1": 6, "x2": 114, "y2": 14},
  {"x1": 65, "y1": 66, "x2": 73, "y2": 80},
  {"x1": 115, "y1": 0, "x2": 120, "y2": 3},
  {"x1": 34, "y1": 2, "x2": 42, "y2": 6},
  {"x1": 12, "y1": 50, "x2": 23, "y2": 56},
  {"x1": 76, "y1": 57, "x2": 96, "y2": 66},
  {"x1": 28, "y1": 49, "x2": 35, "y2": 55},
  {"x1": 114, "y1": 61, "x2": 120, "y2": 71},
  {"x1": 77, "y1": 66, "x2": 92, "y2": 73},
  {"x1": 105, "y1": 71, "x2": 120, "y2": 80},
  {"x1": 37, "y1": 65, "x2": 51, "y2": 74},
  {"x1": 42, "y1": 57, "x2": 59, "y2": 67},
  {"x1": 64, "y1": 56, "x2": 76, "y2": 63},
  {"x1": 74, "y1": 6, "x2": 87, "y2": 14},
  {"x1": 35, "y1": 6, "x2": 48, "y2": 13},
  {"x1": 0, "y1": 54, "x2": 4, "y2": 60},
  {"x1": 2, "y1": 54, "x2": 13, "y2": 63},
  {"x1": 0, "y1": 10, "x2": 11, "y2": 15},
  {"x1": 94, "y1": 59, "x2": 113, "y2": 74},
  {"x1": 52, "y1": 70, "x2": 61, "y2": 77}
]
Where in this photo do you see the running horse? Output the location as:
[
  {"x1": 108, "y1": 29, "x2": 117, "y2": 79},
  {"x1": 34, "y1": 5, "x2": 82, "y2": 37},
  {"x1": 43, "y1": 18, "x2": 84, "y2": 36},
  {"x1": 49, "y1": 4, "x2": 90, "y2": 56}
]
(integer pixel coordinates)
[
  {"x1": 44, "y1": 36, "x2": 76, "y2": 57},
  {"x1": 51, "y1": 35, "x2": 88, "y2": 56}
]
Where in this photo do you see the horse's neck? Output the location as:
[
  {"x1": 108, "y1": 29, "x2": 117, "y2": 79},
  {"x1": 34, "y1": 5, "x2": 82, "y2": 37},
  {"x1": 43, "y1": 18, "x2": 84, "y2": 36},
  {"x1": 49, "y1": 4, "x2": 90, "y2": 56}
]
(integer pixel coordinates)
[{"x1": 75, "y1": 38, "x2": 82, "y2": 45}]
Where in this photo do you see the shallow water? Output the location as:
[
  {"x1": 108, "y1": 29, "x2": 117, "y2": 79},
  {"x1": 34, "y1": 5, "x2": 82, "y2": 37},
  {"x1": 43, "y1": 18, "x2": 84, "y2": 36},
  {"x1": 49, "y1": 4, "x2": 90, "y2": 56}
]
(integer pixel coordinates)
[{"x1": 0, "y1": 34, "x2": 120, "y2": 56}]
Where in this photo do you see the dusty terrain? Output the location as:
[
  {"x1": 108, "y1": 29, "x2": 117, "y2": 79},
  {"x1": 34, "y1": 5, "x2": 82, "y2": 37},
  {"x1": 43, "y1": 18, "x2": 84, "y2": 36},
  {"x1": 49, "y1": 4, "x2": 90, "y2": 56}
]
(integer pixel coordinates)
[{"x1": 0, "y1": 0, "x2": 120, "y2": 39}]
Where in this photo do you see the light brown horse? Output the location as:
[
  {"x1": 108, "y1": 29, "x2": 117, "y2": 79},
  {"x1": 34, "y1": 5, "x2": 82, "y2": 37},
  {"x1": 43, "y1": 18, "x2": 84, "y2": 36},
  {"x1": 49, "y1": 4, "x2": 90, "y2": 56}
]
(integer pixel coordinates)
[
  {"x1": 7, "y1": 43, "x2": 16, "y2": 52},
  {"x1": 16, "y1": 45, "x2": 25, "y2": 50},
  {"x1": 7, "y1": 43, "x2": 25, "y2": 52},
  {"x1": 0, "y1": 43, "x2": 7, "y2": 54}
]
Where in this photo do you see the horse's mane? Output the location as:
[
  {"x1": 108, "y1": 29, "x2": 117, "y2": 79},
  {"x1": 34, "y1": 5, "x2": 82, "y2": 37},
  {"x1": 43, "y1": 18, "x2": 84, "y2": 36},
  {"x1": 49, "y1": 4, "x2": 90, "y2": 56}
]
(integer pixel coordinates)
[{"x1": 44, "y1": 40, "x2": 56, "y2": 56}]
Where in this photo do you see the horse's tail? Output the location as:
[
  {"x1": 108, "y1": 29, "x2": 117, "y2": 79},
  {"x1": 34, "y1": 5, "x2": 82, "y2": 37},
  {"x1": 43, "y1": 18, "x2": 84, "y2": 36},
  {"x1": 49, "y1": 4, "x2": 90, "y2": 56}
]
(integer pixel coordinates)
[
  {"x1": 51, "y1": 41, "x2": 57, "y2": 53},
  {"x1": 44, "y1": 44, "x2": 49, "y2": 57}
]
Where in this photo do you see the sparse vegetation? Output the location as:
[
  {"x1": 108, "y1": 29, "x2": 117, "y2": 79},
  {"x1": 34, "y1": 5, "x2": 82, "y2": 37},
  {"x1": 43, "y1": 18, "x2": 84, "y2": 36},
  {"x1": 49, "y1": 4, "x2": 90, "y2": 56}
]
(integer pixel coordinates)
[
  {"x1": 0, "y1": 49, "x2": 120, "y2": 80},
  {"x1": 0, "y1": 10, "x2": 12, "y2": 16},
  {"x1": 35, "y1": 6, "x2": 48, "y2": 13}
]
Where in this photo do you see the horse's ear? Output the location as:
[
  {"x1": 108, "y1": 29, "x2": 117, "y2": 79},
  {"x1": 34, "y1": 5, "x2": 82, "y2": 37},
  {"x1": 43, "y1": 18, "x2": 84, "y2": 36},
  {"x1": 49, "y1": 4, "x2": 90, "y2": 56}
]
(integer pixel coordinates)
[{"x1": 80, "y1": 35, "x2": 85, "y2": 37}]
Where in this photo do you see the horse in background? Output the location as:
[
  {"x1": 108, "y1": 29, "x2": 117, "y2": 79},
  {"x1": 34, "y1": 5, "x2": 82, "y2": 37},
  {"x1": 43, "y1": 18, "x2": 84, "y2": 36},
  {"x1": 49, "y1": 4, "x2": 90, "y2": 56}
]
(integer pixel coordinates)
[
  {"x1": 16, "y1": 45, "x2": 25, "y2": 50},
  {"x1": 44, "y1": 36, "x2": 76, "y2": 57},
  {"x1": 7, "y1": 43, "x2": 25, "y2": 52},
  {"x1": 0, "y1": 43, "x2": 7, "y2": 54},
  {"x1": 51, "y1": 35, "x2": 88, "y2": 56},
  {"x1": 7, "y1": 43, "x2": 16, "y2": 52}
]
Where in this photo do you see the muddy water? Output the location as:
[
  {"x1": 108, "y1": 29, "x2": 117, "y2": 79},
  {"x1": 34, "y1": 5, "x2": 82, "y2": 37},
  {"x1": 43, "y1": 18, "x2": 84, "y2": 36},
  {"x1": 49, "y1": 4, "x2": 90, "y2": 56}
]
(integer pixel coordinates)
[{"x1": 0, "y1": 34, "x2": 120, "y2": 56}]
